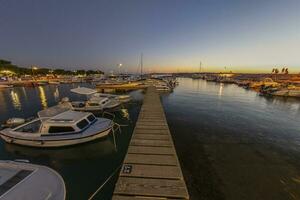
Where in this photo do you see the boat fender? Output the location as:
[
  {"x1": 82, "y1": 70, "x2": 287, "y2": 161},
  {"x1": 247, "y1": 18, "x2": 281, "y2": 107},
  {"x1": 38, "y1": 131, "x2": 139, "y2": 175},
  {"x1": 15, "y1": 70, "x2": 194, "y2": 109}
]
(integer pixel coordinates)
[{"x1": 79, "y1": 103, "x2": 85, "y2": 108}]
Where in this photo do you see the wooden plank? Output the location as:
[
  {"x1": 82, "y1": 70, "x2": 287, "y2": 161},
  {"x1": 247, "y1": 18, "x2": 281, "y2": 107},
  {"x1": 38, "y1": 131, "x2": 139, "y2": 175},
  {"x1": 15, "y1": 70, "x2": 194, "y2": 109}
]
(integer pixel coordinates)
[
  {"x1": 131, "y1": 139, "x2": 172, "y2": 147},
  {"x1": 139, "y1": 115, "x2": 164, "y2": 118},
  {"x1": 120, "y1": 164, "x2": 182, "y2": 179},
  {"x1": 113, "y1": 86, "x2": 189, "y2": 200},
  {"x1": 128, "y1": 146, "x2": 174, "y2": 155},
  {"x1": 137, "y1": 121, "x2": 167, "y2": 124},
  {"x1": 133, "y1": 134, "x2": 170, "y2": 140},
  {"x1": 114, "y1": 177, "x2": 189, "y2": 199},
  {"x1": 135, "y1": 125, "x2": 168, "y2": 130},
  {"x1": 136, "y1": 122, "x2": 167, "y2": 126},
  {"x1": 137, "y1": 119, "x2": 166, "y2": 123},
  {"x1": 135, "y1": 129, "x2": 170, "y2": 135},
  {"x1": 124, "y1": 154, "x2": 177, "y2": 166},
  {"x1": 112, "y1": 195, "x2": 179, "y2": 200}
]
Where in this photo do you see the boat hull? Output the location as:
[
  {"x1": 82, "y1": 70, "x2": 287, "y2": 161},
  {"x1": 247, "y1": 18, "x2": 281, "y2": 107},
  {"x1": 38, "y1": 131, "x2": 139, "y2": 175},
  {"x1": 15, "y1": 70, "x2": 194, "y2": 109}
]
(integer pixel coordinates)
[
  {"x1": 0, "y1": 128, "x2": 111, "y2": 147},
  {"x1": 272, "y1": 90, "x2": 300, "y2": 97},
  {"x1": 72, "y1": 106, "x2": 103, "y2": 111},
  {"x1": 0, "y1": 161, "x2": 65, "y2": 200}
]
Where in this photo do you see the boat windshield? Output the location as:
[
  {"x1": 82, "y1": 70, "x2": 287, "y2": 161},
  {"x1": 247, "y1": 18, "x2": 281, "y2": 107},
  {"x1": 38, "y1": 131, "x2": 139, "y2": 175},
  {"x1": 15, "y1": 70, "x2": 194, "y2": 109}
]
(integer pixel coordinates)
[
  {"x1": 14, "y1": 120, "x2": 42, "y2": 133},
  {"x1": 88, "y1": 103, "x2": 99, "y2": 106},
  {"x1": 87, "y1": 115, "x2": 96, "y2": 122},
  {"x1": 76, "y1": 119, "x2": 89, "y2": 129}
]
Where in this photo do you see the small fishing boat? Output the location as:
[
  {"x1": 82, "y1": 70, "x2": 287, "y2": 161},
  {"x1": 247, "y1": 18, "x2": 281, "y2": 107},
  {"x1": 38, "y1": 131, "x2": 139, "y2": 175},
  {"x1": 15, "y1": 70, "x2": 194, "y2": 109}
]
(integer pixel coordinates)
[
  {"x1": 37, "y1": 81, "x2": 48, "y2": 86},
  {"x1": 218, "y1": 77, "x2": 235, "y2": 84},
  {"x1": 155, "y1": 84, "x2": 171, "y2": 91},
  {"x1": 49, "y1": 81, "x2": 60, "y2": 85},
  {"x1": 0, "y1": 160, "x2": 65, "y2": 200},
  {"x1": 0, "y1": 84, "x2": 13, "y2": 89},
  {"x1": 65, "y1": 96, "x2": 121, "y2": 112},
  {"x1": 249, "y1": 78, "x2": 280, "y2": 89},
  {"x1": 3, "y1": 118, "x2": 25, "y2": 128},
  {"x1": 96, "y1": 81, "x2": 142, "y2": 88},
  {"x1": 192, "y1": 74, "x2": 204, "y2": 79},
  {"x1": 205, "y1": 76, "x2": 217, "y2": 82},
  {"x1": 92, "y1": 93, "x2": 131, "y2": 103},
  {"x1": 260, "y1": 85, "x2": 300, "y2": 98},
  {"x1": 236, "y1": 80, "x2": 251, "y2": 87},
  {"x1": 0, "y1": 107, "x2": 114, "y2": 147}
]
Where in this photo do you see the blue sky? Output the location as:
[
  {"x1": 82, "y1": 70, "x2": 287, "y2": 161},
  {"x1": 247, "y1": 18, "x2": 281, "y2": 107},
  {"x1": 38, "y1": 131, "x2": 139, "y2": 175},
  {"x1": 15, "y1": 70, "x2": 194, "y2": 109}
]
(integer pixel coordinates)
[{"x1": 0, "y1": 0, "x2": 299, "y2": 73}]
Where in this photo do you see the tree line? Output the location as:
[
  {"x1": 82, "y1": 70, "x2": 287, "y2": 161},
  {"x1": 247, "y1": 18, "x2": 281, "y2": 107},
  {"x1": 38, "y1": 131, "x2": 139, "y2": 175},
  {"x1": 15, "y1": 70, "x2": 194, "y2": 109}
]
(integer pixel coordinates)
[{"x1": 0, "y1": 59, "x2": 104, "y2": 76}]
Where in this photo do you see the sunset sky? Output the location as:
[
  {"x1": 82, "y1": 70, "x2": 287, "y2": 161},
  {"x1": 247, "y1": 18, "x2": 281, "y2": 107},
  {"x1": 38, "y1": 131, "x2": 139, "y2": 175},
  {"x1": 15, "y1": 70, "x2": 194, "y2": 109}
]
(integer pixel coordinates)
[{"x1": 0, "y1": 0, "x2": 300, "y2": 73}]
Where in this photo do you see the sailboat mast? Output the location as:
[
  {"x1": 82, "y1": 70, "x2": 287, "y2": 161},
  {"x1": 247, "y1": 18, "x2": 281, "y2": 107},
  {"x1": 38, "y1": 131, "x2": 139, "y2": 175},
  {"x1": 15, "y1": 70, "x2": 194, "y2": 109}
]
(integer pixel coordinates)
[
  {"x1": 199, "y1": 61, "x2": 202, "y2": 73},
  {"x1": 141, "y1": 53, "x2": 143, "y2": 76}
]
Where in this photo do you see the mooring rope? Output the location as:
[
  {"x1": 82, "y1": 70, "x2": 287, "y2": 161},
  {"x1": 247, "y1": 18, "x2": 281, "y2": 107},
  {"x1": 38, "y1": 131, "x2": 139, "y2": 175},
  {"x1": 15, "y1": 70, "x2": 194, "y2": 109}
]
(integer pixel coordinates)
[{"x1": 87, "y1": 164, "x2": 122, "y2": 200}]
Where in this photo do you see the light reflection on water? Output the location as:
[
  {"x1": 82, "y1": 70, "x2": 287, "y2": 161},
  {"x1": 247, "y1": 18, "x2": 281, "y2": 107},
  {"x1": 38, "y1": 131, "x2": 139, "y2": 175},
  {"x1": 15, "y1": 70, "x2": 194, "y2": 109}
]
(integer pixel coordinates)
[
  {"x1": 218, "y1": 83, "x2": 223, "y2": 97},
  {"x1": 162, "y1": 78, "x2": 300, "y2": 199},
  {"x1": 0, "y1": 83, "x2": 143, "y2": 200},
  {"x1": 10, "y1": 90, "x2": 21, "y2": 110},
  {"x1": 38, "y1": 86, "x2": 48, "y2": 108},
  {"x1": 53, "y1": 87, "x2": 60, "y2": 101}
]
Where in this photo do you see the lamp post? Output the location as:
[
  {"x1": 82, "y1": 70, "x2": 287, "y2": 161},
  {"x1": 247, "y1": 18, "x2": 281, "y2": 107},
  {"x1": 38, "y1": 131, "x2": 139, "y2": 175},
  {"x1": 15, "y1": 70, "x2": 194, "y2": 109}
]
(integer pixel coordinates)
[
  {"x1": 31, "y1": 66, "x2": 38, "y2": 81},
  {"x1": 118, "y1": 63, "x2": 122, "y2": 74}
]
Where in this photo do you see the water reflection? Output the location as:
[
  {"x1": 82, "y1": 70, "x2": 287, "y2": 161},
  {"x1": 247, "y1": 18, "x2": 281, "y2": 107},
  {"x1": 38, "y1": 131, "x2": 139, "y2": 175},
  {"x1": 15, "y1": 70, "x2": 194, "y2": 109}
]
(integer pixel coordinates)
[
  {"x1": 21, "y1": 87, "x2": 28, "y2": 100},
  {"x1": 10, "y1": 90, "x2": 21, "y2": 110},
  {"x1": 218, "y1": 83, "x2": 224, "y2": 97},
  {"x1": 4, "y1": 136, "x2": 117, "y2": 163},
  {"x1": 120, "y1": 108, "x2": 130, "y2": 120},
  {"x1": 38, "y1": 86, "x2": 48, "y2": 108},
  {"x1": 53, "y1": 87, "x2": 60, "y2": 101}
]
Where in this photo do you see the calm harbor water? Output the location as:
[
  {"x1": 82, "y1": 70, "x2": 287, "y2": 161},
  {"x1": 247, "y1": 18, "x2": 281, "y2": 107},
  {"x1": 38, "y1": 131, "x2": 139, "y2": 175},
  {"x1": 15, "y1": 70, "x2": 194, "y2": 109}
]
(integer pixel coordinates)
[
  {"x1": 162, "y1": 78, "x2": 300, "y2": 200},
  {"x1": 0, "y1": 83, "x2": 143, "y2": 200},
  {"x1": 0, "y1": 78, "x2": 300, "y2": 200}
]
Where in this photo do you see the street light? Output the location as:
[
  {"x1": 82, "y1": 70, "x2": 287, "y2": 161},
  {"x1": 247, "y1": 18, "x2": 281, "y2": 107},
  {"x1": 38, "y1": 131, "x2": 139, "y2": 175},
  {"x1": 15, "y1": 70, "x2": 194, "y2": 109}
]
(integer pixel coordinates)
[
  {"x1": 31, "y1": 66, "x2": 38, "y2": 80},
  {"x1": 118, "y1": 63, "x2": 123, "y2": 75}
]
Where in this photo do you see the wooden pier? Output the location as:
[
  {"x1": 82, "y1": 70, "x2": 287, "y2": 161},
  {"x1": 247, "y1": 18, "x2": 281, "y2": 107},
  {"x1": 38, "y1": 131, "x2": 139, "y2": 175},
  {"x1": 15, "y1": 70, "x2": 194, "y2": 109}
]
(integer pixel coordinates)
[
  {"x1": 96, "y1": 83, "x2": 148, "y2": 92},
  {"x1": 112, "y1": 87, "x2": 189, "y2": 199}
]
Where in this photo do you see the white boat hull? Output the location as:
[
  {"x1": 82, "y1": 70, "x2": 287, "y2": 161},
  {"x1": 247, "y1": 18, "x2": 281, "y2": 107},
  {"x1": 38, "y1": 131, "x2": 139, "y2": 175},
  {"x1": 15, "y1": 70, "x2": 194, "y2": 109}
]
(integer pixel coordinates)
[
  {"x1": 0, "y1": 128, "x2": 111, "y2": 147},
  {"x1": 272, "y1": 90, "x2": 300, "y2": 97},
  {"x1": 0, "y1": 161, "x2": 65, "y2": 200},
  {"x1": 72, "y1": 106, "x2": 103, "y2": 112}
]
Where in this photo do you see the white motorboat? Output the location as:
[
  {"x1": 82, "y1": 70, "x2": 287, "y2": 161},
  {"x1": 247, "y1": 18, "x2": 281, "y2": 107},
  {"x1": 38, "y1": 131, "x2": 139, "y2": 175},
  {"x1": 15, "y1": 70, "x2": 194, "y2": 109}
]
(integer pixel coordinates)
[
  {"x1": 0, "y1": 108, "x2": 114, "y2": 147},
  {"x1": 154, "y1": 82, "x2": 171, "y2": 91},
  {"x1": 249, "y1": 78, "x2": 280, "y2": 89},
  {"x1": 69, "y1": 87, "x2": 125, "y2": 111},
  {"x1": 155, "y1": 85, "x2": 171, "y2": 91},
  {"x1": 68, "y1": 96, "x2": 121, "y2": 111},
  {"x1": 0, "y1": 85, "x2": 13, "y2": 89},
  {"x1": 92, "y1": 93, "x2": 131, "y2": 103},
  {"x1": 261, "y1": 85, "x2": 300, "y2": 97},
  {"x1": 0, "y1": 160, "x2": 65, "y2": 200},
  {"x1": 145, "y1": 79, "x2": 172, "y2": 91},
  {"x1": 48, "y1": 81, "x2": 60, "y2": 85},
  {"x1": 2, "y1": 118, "x2": 25, "y2": 128}
]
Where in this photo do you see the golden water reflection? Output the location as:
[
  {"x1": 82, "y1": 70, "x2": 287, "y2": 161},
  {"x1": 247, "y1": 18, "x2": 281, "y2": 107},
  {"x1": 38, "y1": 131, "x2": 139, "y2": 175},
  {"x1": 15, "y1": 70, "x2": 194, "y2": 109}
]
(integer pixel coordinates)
[
  {"x1": 120, "y1": 108, "x2": 130, "y2": 120},
  {"x1": 53, "y1": 87, "x2": 60, "y2": 101},
  {"x1": 218, "y1": 83, "x2": 224, "y2": 97},
  {"x1": 10, "y1": 90, "x2": 21, "y2": 110},
  {"x1": 38, "y1": 86, "x2": 48, "y2": 109}
]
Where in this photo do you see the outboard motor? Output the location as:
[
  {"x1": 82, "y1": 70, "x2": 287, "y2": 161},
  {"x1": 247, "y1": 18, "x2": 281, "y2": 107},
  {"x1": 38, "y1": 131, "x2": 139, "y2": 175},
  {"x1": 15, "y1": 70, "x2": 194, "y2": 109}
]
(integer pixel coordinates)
[{"x1": 61, "y1": 97, "x2": 70, "y2": 103}]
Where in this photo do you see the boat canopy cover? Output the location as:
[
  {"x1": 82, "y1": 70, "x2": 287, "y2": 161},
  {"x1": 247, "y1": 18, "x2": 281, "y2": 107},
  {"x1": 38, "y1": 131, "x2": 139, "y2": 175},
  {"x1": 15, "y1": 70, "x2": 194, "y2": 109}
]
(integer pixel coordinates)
[
  {"x1": 70, "y1": 87, "x2": 97, "y2": 95},
  {"x1": 38, "y1": 104, "x2": 71, "y2": 119},
  {"x1": 0, "y1": 161, "x2": 65, "y2": 200}
]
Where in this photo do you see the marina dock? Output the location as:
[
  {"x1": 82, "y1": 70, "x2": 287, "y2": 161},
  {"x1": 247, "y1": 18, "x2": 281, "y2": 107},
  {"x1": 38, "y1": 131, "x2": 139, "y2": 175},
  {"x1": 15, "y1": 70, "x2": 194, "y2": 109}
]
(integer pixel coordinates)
[
  {"x1": 112, "y1": 86, "x2": 189, "y2": 199},
  {"x1": 96, "y1": 84, "x2": 148, "y2": 92}
]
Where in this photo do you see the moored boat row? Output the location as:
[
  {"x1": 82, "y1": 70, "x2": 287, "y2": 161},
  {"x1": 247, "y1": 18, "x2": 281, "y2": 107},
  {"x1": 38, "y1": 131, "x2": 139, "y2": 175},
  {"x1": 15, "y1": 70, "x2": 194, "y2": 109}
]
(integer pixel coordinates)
[{"x1": 191, "y1": 73, "x2": 300, "y2": 98}]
